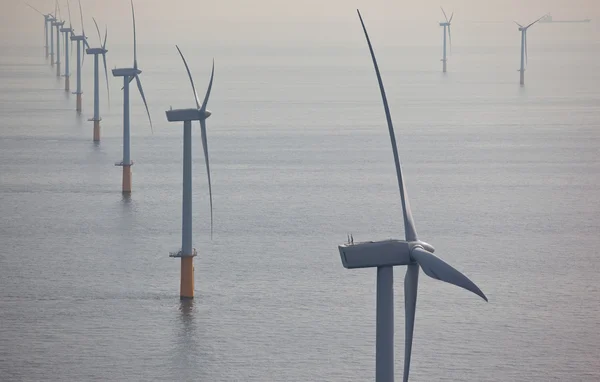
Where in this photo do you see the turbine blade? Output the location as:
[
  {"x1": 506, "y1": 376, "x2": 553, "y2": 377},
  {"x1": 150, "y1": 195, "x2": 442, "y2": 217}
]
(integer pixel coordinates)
[
  {"x1": 514, "y1": 21, "x2": 523, "y2": 28},
  {"x1": 102, "y1": 52, "x2": 110, "y2": 107},
  {"x1": 410, "y1": 247, "x2": 488, "y2": 301},
  {"x1": 131, "y1": 0, "x2": 137, "y2": 69},
  {"x1": 135, "y1": 74, "x2": 153, "y2": 133},
  {"x1": 92, "y1": 17, "x2": 101, "y2": 45},
  {"x1": 525, "y1": 14, "x2": 546, "y2": 29},
  {"x1": 356, "y1": 9, "x2": 418, "y2": 242},
  {"x1": 200, "y1": 119, "x2": 213, "y2": 239},
  {"x1": 25, "y1": 3, "x2": 44, "y2": 16},
  {"x1": 78, "y1": 0, "x2": 84, "y2": 36},
  {"x1": 102, "y1": 26, "x2": 107, "y2": 50},
  {"x1": 440, "y1": 7, "x2": 448, "y2": 22},
  {"x1": 449, "y1": 12, "x2": 454, "y2": 23},
  {"x1": 67, "y1": 0, "x2": 72, "y2": 27},
  {"x1": 200, "y1": 60, "x2": 215, "y2": 112},
  {"x1": 448, "y1": 25, "x2": 452, "y2": 53},
  {"x1": 403, "y1": 264, "x2": 419, "y2": 382},
  {"x1": 175, "y1": 45, "x2": 200, "y2": 109}
]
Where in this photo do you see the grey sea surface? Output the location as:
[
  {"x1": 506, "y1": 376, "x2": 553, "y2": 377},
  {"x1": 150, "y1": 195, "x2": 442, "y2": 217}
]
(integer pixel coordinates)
[{"x1": 1, "y1": 20, "x2": 599, "y2": 381}]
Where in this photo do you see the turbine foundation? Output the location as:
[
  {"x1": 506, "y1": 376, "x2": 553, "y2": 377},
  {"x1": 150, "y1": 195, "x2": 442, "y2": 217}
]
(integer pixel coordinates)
[
  {"x1": 93, "y1": 120, "x2": 101, "y2": 142},
  {"x1": 180, "y1": 257, "x2": 195, "y2": 299},
  {"x1": 56, "y1": 63, "x2": 60, "y2": 77},
  {"x1": 65, "y1": 77, "x2": 70, "y2": 92},
  {"x1": 122, "y1": 165, "x2": 132, "y2": 193},
  {"x1": 76, "y1": 94, "x2": 82, "y2": 112},
  {"x1": 51, "y1": 54, "x2": 54, "y2": 67}
]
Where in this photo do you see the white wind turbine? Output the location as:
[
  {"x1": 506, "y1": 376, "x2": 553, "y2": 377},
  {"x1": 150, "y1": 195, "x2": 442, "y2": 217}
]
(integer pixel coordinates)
[
  {"x1": 439, "y1": 7, "x2": 453, "y2": 73},
  {"x1": 338, "y1": 10, "x2": 488, "y2": 382},
  {"x1": 51, "y1": 1, "x2": 65, "y2": 77},
  {"x1": 515, "y1": 15, "x2": 546, "y2": 86},
  {"x1": 70, "y1": 0, "x2": 89, "y2": 112},
  {"x1": 85, "y1": 18, "x2": 109, "y2": 141},
  {"x1": 166, "y1": 46, "x2": 215, "y2": 299},
  {"x1": 59, "y1": 0, "x2": 74, "y2": 91},
  {"x1": 111, "y1": 0, "x2": 152, "y2": 193},
  {"x1": 24, "y1": 3, "x2": 54, "y2": 60}
]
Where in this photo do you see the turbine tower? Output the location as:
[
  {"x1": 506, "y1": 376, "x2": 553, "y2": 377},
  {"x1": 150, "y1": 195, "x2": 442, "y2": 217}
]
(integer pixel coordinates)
[
  {"x1": 515, "y1": 15, "x2": 545, "y2": 86},
  {"x1": 59, "y1": 0, "x2": 74, "y2": 91},
  {"x1": 85, "y1": 18, "x2": 109, "y2": 141},
  {"x1": 167, "y1": 46, "x2": 215, "y2": 299},
  {"x1": 112, "y1": 0, "x2": 152, "y2": 193},
  {"x1": 70, "y1": 0, "x2": 89, "y2": 112},
  {"x1": 52, "y1": 16, "x2": 65, "y2": 77},
  {"x1": 338, "y1": 11, "x2": 488, "y2": 382},
  {"x1": 439, "y1": 7, "x2": 453, "y2": 73},
  {"x1": 24, "y1": 3, "x2": 54, "y2": 59}
]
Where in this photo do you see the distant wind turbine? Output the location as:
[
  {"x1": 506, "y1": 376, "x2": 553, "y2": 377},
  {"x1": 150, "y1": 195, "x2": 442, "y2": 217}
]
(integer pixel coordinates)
[
  {"x1": 515, "y1": 15, "x2": 546, "y2": 86},
  {"x1": 24, "y1": 3, "x2": 54, "y2": 59},
  {"x1": 112, "y1": 0, "x2": 152, "y2": 193},
  {"x1": 70, "y1": 0, "x2": 90, "y2": 112},
  {"x1": 59, "y1": 0, "x2": 74, "y2": 91},
  {"x1": 338, "y1": 10, "x2": 488, "y2": 382},
  {"x1": 85, "y1": 18, "x2": 109, "y2": 141},
  {"x1": 167, "y1": 45, "x2": 215, "y2": 299},
  {"x1": 439, "y1": 7, "x2": 453, "y2": 73},
  {"x1": 52, "y1": 1, "x2": 65, "y2": 77}
]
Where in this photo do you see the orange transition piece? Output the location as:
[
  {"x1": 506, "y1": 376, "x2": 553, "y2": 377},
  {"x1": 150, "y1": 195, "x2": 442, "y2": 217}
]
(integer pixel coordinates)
[
  {"x1": 122, "y1": 165, "x2": 132, "y2": 193},
  {"x1": 93, "y1": 120, "x2": 101, "y2": 142},
  {"x1": 180, "y1": 257, "x2": 195, "y2": 299}
]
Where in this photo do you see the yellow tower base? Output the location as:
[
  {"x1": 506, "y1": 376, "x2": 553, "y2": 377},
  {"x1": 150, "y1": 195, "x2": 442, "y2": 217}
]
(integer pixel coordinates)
[
  {"x1": 76, "y1": 94, "x2": 82, "y2": 112},
  {"x1": 180, "y1": 257, "x2": 195, "y2": 299},
  {"x1": 93, "y1": 120, "x2": 100, "y2": 142},
  {"x1": 65, "y1": 77, "x2": 70, "y2": 92},
  {"x1": 122, "y1": 165, "x2": 132, "y2": 193}
]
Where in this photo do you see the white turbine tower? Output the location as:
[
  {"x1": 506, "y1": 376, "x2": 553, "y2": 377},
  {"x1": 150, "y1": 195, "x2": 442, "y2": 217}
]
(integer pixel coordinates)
[
  {"x1": 112, "y1": 0, "x2": 152, "y2": 193},
  {"x1": 85, "y1": 18, "x2": 109, "y2": 142},
  {"x1": 439, "y1": 7, "x2": 453, "y2": 73},
  {"x1": 70, "y1": 0, "x2": 89, "y2": 112},
  {"x1": 59, "y1": 0, "x2": 74, "y2": 91},
  {"x1": 24, "y1": 3, "x2": 54, "y2": 59},
  {"x1": 515, "y1": 15, "x2": 545, "y2": 86},
  {"x1": 166, "y1": 46, "x2": 215, "y2": 299},
  {"x1": 338, "y1": 11, "x2": 488, "y2": 382}
]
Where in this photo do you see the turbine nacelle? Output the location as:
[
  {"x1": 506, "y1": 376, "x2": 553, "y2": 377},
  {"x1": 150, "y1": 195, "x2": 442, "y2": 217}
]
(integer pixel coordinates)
[
  {"x1": 52, "y1": 20, "x2": 65, "y2": 27},
  {"x1": 71, "y1": 34, "x2": 87, "y2": 41},
  {"x1": 339, "y1": 239, "x2": 437, "y2": 269},
  {"x1": 86, "y1": 47, "x2": 107, "y2": 55},
  {"x1": 439, "y1": 22, "x2": 450, "y2": 26},
  {"x1": 112, "y1": 67, "x2": 142, "y2": 77},
  {"x1": 165, "y1": 108, "x2": 212, "y2": 122},
  {"x1": 60, "y1": 27, "x2": 74, "y2": 33}
]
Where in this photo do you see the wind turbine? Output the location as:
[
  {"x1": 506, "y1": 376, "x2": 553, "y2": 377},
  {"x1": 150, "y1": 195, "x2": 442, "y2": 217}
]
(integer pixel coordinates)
[
  {"x1": 24, "y1": 3, "x2": 54, "y2": 59},
  {"x1": 70, "y1": 0, "x2": 89, "y2": 112},
  {"x1": 338, "y1": 11, "x2": 488, "y2": 382},
  {"x1": 112, "y1": 0, "x2": 152, "y2": 193},
  {"x1": 439, "y1": 7, "x2": 453, "y2": 73},
  {"x1": 51, "y1": 2, "x2": 65, "y2": 77},
  {"x1": 515, "y1": 15, "x2": 545, "y2": 86},
  {"x1": 59, "y1": 0, "x2": 74, "y2": 91},
  {"x1": 166, "y1": 46, "x2": 215, "y2": 299},
  {"x1": 85, "y1": 18, "x2": 109, "y2": 141}
]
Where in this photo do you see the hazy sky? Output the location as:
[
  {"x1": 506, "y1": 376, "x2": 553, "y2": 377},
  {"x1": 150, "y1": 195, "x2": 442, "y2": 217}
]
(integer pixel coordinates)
[{"x1": 3, "y1": 0, "x2": 600, "y2": 46}]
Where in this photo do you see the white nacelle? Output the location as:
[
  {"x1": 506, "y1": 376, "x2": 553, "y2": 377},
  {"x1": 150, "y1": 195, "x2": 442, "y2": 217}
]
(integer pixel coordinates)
[{"x1": 339, "y1": 239, "x2": 412, "y2": 269}]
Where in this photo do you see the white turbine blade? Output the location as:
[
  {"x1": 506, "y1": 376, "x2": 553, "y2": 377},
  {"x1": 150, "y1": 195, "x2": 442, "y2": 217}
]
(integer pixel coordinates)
[
  {"x1": 440, "y1": 7, "x2": 448, "y2": 22},
  {"x1": 78, "y1": 0, "x2": 84, "y2": 34},
  {"x1": 102, "y1": 51, "x2": 110, "y2": 106},
  {"x1": 449, "y1": 12, "x2": 454, "y2": 23},
  {"x1": 525, "y1": 14, "x2": 546, "y2": 29},
  {"x1": 410, "y1": 247, "x2": 488, "y2": 301},
  {"x1": 131, "y1": 0, "x2": 137, "y2": 69},
  {"x1": 25, "y1": 3, "x2": 44, "y2": 16},
  {"x1": 514, "y1": 21, "x2": 523, "y2": 28},
  {"x1": 448, "y1": 24, "x2": 452, "y2": 53},
  {"x1": 200, "y1": 60, "x2": 215, "y2": 113},
  {"x1": 356, "y1": 9, "x2": 418, "y2": 242},
  {"x1": 175, "y1": 45, "x2": 201, "y2": 109},
  {"x1": 403, "y1": 264, "x2": 419, "y2": 382},
  {"x1": 67, "y1": 0, "x2": 72, "y2": 27},
  {"x1": 134, "y1": 74, "x2": 153, "y2": 133},
  {"x1": 102, "y1": 26, "x2": 107, "y2": 50},
  {"x1": 92, "y1": 17, "x2": 101, "y2": 45},
  {"x1": 200, "y1": 119, "x2": 214, "y2": 239}
]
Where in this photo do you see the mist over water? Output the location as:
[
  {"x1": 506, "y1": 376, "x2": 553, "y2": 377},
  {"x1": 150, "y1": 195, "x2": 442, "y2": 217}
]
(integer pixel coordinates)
[{"x1": 1, "y1": 9, "x2": 600, "y2": 382}]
